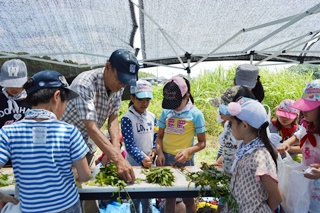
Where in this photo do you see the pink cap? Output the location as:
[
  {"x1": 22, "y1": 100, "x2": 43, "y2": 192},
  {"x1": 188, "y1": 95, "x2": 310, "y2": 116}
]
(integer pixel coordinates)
[
  {"x1": 162, "y1": 77, "x2": 188, "y2": 109},
  {"x1": 292, "y1": 79, "x2": 320, "y2": 112},
  {"x1": 276, "y1": 99, "x2": 299, "y2": 119},
  {"x1": 168, "y1": 77, "x2": 188, "y2": 96}
]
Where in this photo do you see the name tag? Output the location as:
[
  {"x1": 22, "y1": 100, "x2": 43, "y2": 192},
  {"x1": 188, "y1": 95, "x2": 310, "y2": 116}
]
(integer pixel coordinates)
[{"x1": 32, "y1": 127, "x2": 47, "y2": 144}]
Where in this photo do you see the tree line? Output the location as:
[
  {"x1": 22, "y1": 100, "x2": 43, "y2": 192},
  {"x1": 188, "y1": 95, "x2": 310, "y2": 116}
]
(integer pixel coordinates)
[{"x1": 0, "y1": 52, "x2": 97, "y2": 78}]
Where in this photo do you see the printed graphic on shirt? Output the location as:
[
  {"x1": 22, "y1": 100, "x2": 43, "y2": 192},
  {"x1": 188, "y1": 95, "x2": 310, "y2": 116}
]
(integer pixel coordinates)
[
  {"x1": 166, "y1": 118, "x2": 186, "y2": 134},
  {"x1": 220, "y1": 122, "x2": 238, "y2": 175},
  {"x1": 136, "y1": 121, "x2": 153, "y2": 133},
  {"x1": 0, "y1": 106, "x2": 28, "y2": 126},
  {"x1": 163, "y1": 118, "x2": 195, "y2": 155}
]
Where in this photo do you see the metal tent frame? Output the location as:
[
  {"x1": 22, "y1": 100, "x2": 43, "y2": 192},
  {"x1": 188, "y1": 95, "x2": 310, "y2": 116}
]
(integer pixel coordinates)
[
  {"x1": 137, "y1": 2, "x2": 320, "y2": 79},
  {"x1": 0, "y1": 0, "x2": 320, "y2": 78}
]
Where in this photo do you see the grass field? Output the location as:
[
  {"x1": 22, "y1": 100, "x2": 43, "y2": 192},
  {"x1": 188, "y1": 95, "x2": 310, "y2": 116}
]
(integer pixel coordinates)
[
  {"x1": 194, "y1": 134, "x2": 219, "y2": 166},
  {"x1": 101, "y1": 65, "x2": 314, "y2": 166}
]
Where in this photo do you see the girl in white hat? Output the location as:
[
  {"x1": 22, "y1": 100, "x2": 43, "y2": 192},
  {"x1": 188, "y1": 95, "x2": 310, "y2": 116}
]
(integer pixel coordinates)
[{"x1": 222, "y1": 97, "x2": 282, "y2": 213}]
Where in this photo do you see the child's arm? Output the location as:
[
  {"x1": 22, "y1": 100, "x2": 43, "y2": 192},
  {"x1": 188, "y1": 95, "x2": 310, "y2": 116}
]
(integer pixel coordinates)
[
  {"x1": 276, "y1": 135, "x2": 299, "y2": 155},
  {"x1": 156, "y1": 127, "x2": 165, "y2": 166},
  {"x1": 121, "y1": 117, "x2": 150, "y2": 167},
  {"x1": 73, "y1": 157, "x2": 91, "y2": 182},
  {"x1": 287, "y1": 145, "x2": 302, "y2": 154},
  {"x1": 260, "y1": 175, "x2": 282, "y2": 210},
  {"x1": 149, "y1": 118, "x2": 158, "y2": 164},
  {"x1": 175, "y1": 132, "x2": 206, "y2": 163}
]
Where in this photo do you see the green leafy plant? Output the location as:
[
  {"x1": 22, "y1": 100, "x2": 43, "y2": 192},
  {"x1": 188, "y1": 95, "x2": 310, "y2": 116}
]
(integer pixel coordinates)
[
  {"x1": 186, "y1": 162, "x2": 238, "y2": 213},
  {"x1": 141, "y1": 167, "x2": 175, "y2": 186},
  {"x1": 0, "y1": 173, "x2": 14, "y2": 187},
  {"x1": 94, "y1": 163, "x2": 128, "y2": 203}
]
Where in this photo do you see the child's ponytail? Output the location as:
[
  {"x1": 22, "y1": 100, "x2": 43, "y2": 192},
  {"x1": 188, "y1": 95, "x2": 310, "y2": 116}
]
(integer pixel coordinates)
[
  {"x1": 258, "y1": 122, "x2": 277, "y2": 168},
  {"x1": 183, "y1": 77, "x2": 194, "y2": 104}
]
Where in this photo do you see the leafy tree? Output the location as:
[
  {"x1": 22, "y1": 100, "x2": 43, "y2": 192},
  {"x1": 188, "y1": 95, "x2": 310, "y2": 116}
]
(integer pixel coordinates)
[
  {"x1": 138, "y1": 72, "x2": 156, "y2": 78},
  {"x1": 0, "y1": 52, "x2": 90, "y2": 77}
]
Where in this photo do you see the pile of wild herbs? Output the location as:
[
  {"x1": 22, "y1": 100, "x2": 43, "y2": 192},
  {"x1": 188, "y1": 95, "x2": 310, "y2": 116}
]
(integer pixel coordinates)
[
  {"x1": 141, "y1": 167, "x2": 175, "y2": 186},
  {"x1": 93, "y1": 163, "x2": 127, "y2": 202},
  {"x1": 186, "y1": 162, "x2": 238, "y2": 212}
]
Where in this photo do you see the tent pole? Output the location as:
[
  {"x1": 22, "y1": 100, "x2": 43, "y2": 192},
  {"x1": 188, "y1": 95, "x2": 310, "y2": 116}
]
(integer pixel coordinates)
[
  {"x1": 191, "y1": 29, "x2": 244, "y2": 69},
  {"x1": 261, "y1": 30, "x2": 320, "y2": 51},
  {"x1": 256, "y1": 32, "x2": 320, "y2": 65},
  {"x1": 243, "y1": 3, "x2": 320, "y2": 52},
  {"x1": 256, "y1": 53, "x2": 300, "y2": 63},
  {"x1": 193, "y1": 3, "x2": 320, "y2": 69},
  {"x1": 250, "y1": 51, "x2": 254, "y2": 64},
  {"x1": 185, "y1": 52, "x2": 191, "y2": 81},
  {"x1": 131, "y1": 0, "x2": 187, "y2": 70}
]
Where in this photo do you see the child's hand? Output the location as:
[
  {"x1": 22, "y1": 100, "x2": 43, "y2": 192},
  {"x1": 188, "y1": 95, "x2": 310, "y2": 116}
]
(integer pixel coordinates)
[
  {"x1": 304, "y1": 164, "x2": 320, "y2": 179},
  {"x1": 212, "y1": 161, "x2": 222, "y2": 168},
  {"x1": 142, "y1": 157, "x2": 152, "y2": 168},
  {"x1": 174, "y1": 149, "x2": 189, "y2": 164},
  {"x1": 0, "y1": 193, "x2": 19, "y2": 205},
  {"x1": 148, "y1": 150, "x2": 156, "y2": 162},
  {"x1": 100, "y1": 154, "x2": 111, "y2": 166},
  {"x1": 156, "y1": 152, "x2": 165, "y2": 166},
  {"x1": 276, "y1": 144, "x2": 290, "y2": 156}
]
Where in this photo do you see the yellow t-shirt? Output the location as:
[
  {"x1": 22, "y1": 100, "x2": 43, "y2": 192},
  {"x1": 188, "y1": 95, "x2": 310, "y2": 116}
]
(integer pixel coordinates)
[
  {"x1": 158, "y1": 107, "x2": 206, "y2": 158},
  {"x1": 163, "y1": 117, "x2": 195, "y2": 156}
]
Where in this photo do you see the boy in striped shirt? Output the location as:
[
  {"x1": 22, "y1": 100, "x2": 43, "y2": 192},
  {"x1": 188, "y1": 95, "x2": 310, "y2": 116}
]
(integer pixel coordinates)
[{"x1": 0, "y1": 70, "x2": 91, "y2": 213}]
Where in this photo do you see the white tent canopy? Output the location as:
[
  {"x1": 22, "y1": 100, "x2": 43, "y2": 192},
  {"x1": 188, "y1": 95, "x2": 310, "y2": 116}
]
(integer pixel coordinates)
[{"x1": 0, "y1": 0, "x2": 320, "y2": 72}]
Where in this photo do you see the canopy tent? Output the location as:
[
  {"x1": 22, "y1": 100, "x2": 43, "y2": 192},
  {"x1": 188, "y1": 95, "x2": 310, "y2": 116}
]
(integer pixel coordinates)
[{"x1": 0, "y1": 0, "x2": 320, "y2": 74}]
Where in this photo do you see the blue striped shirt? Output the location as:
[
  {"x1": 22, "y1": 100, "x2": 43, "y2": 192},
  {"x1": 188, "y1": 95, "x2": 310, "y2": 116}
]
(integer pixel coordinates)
[{"x1": 0, "y1": 119, "x2": 89, "y2": 213}]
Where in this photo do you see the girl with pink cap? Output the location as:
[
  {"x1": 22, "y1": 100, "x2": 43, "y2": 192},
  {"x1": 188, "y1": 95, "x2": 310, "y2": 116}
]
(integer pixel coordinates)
[
  {"x1": 156, "y1": 76, "x2": 206, "y2": 213},
  {"x1": 277, "y1": 79, "x2": 320, "y2": 212},
  {"x1": 269, "y1": 99, "x2": 301, "y2": 156}
]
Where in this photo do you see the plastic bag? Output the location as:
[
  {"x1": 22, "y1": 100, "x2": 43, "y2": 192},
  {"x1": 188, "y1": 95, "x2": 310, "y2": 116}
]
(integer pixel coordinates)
[
  {"x1": 268, "y1": 133, "x2": 282, "y2": 149},
  {"x1": 0, "y1": 202, "x2": 21, "y2": 213},
  {"x1": 277, "y1": 152, "x2": 310, "y2": 213}
]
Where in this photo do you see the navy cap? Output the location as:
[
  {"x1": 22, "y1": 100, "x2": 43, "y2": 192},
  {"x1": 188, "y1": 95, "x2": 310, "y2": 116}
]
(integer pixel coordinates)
[
  {"x1": 26, "y1": 70, "x2": 79, "y2": 100},
  {"x1": 109, "y1": 49, "x2": 139, "y2": 86}
]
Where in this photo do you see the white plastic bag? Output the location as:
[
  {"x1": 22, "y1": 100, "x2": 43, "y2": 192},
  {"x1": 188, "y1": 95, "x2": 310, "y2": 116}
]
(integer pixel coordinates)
[
  {"x1": 264, "y1": 104, "x2": 282, "y2": 148},
  {"x1": 277, "y1": 152, "x2": 310, "y2": 213},
  {"x1": 0, "y1": 202, "x2": 21, "y2": 213},
  {"x1": 269, "y1": 133, "x2": 282, "y2": 149}
]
